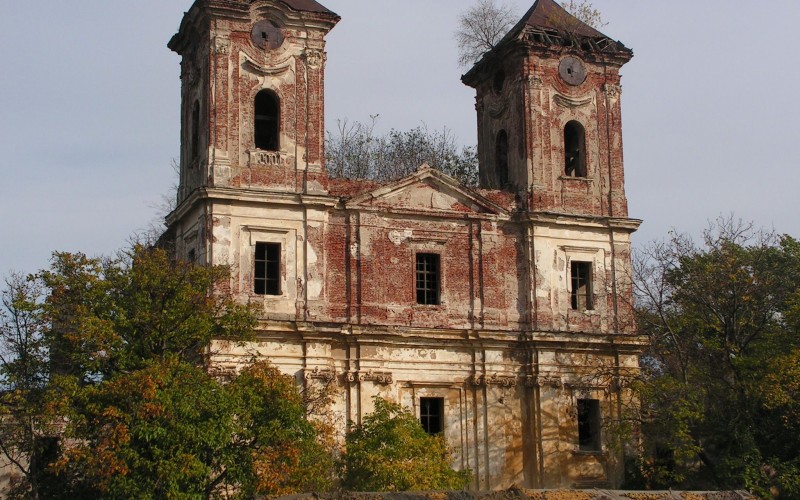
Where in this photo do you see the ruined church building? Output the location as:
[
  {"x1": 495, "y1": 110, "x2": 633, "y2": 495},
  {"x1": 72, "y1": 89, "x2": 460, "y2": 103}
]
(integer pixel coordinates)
[{"x1": 165, "y1": 0, "x2": 644, "y2": 489}]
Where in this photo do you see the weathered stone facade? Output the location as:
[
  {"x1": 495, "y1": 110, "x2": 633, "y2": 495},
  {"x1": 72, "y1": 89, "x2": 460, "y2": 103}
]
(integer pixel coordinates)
[{"x1": 165, "y1": 0, "x2": 644, "y2": 490}]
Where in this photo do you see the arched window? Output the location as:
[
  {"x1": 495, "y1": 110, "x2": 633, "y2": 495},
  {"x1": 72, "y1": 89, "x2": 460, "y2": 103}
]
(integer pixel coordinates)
[
  {"x1": 191, "y1": 100, "x2": 200, "y2": 160},
  {"x1": 495, "y1": 130, "x2": 509, "y2": 188},
  {"x1": 564, "y1": 120, "x2": 586, "y2": 177},
  {"x1": 254, "y1": 90, "x2": 280, "y2": 151}
]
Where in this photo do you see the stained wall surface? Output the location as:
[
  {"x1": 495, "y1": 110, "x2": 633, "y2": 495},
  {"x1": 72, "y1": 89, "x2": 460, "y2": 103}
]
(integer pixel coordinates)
[{"x1": 165, "y1": 0, "x2": 645, "y2": 490}]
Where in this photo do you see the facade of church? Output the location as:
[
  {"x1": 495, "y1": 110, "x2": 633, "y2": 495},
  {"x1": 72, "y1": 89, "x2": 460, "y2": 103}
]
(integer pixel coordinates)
[{"x1": 164, "y1": 0, "x2": 644, "y2": 490}]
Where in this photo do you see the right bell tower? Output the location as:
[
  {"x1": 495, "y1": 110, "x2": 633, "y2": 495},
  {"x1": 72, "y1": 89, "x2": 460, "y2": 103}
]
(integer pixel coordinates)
[{"x1": 462, "y1": 0, "x2": 633, "y2": 218}]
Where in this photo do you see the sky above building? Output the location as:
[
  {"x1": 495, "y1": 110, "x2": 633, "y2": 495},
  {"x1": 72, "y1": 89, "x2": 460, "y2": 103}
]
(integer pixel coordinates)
[{"x1": 1, "y1": 0, "x2": 799, "y2": 275}]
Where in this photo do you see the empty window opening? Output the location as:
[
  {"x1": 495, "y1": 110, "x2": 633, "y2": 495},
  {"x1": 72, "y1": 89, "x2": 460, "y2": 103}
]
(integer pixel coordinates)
[
  {"x1": 191, "y1": 100, "x2": 200, "y2": 160},
  {"x1": 254, "y1": 242, "x2": 281, "y2": 295},
  {"x1": 577, "y1": 398, "x2": 601, "y2": 451},
  {"x1": 564, "y1": 120, "x2": 586, "y2": 177},
  {"x1": 254, "y1": 90, "x2": 280, "y2": 151},
  {"x1": 416, "y1": 253, "x2": 440, "y2": 305},
  {"x1": 420, "y1": 397, "x2": 444, "y2": 435},
  {"x1": 187, "y1": 249, "x2": 196, "y2": 264},
  {"x1": 571, "y1": 261, "x2": 593, "y2": 310},
  {"x1": 493, "y1": 69, "x2": 506, "y2": 94},
  {"x1": 495, "y1": 130, "x2": 509, "y2": 188}
]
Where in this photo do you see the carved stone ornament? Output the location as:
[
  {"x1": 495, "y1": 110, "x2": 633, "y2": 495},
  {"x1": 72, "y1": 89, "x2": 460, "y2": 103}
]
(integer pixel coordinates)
[
  {"x1": 248, "y1": 149, "x2": 289, "y2": 167},
  {"x1": 208, "y1": 364, "x2": 237, "y2": 379},
  {"x1": 343, "y1": 370, "x2": 393, "y2": 385},
  {"x1": 304, "y1": 366, "x2": 335, "y2": 382},
  {"x1": 529, "y1": 76, "x2": 544, "y2": 89},
  {"x1": 553, "y1": 93, "x2": 593, "y2": 109},
  {"x1": 304, "y1": 49, "x2": 323, "y2": 69},
  {"x1": 471, "y1": 373, "x2": 517, "y2": 387},
  {"x1": 533, "y1": 376, "x2": 563, "y2": 388},
  {"x1": 214, "y1": 37, "x2": 230, "y2": 55},
  {"x1": 603, "y1": 84, "x2": 621, "y2": 98},
  {"x1": 486, "y1": 94, "x2": 508, "y2": 119}
]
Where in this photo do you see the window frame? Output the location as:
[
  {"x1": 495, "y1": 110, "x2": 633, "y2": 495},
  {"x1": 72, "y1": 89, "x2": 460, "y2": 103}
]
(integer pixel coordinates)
[
  {"x1": 254, "y1": 89, "x2": 280, "y2": 151},
  {"x1": 495, "y1": 129, "x2": 509, "y2": 188},
  {"x1": 419, "y1": 397, "x2": 445, "y2": 435},
  {"x1": 254, "y1": 241, "x2": 281, "y2": 296},
  {"x1": 564, "y1": 120, "x2": 587, "y2": 178},
  {"x1": 415, "y1": 253, "x2": 441, "y2": 306},
  {"x1": 570, "y1": 260, "x2": 594, "y2": 311},
  {"x1": 577, "y1": 398, "x2": 602, "y2": 452}
]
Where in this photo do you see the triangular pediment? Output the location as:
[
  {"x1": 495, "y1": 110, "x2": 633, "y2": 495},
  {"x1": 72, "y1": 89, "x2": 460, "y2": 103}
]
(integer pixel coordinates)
[{"x1": 345, "y1": 165, "x2": 508, "y2": 216}]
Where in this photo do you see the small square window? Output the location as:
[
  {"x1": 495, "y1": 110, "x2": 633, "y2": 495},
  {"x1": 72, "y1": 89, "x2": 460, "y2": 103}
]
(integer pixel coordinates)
[
  {"x1": 570, "y1": 261, "x2": 593, "y2": 310},
  {"x1": 254, "y1": 242, "x2": 281, "y2": 295},
  {"x1": 420, "y1": 397, "x2": 444, "y2": 435},
  {"x1": 577, "y1": 398, "x2": 601, "y2": 451},
  {"x1": 416, "y1": 253, "x2": 440, "y2": 305}
]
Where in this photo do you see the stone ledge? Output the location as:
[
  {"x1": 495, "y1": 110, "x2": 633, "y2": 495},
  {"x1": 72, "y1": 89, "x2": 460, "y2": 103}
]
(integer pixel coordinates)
[{"x1": 276, "y1": 489, "x2": 754, "y2": 500}]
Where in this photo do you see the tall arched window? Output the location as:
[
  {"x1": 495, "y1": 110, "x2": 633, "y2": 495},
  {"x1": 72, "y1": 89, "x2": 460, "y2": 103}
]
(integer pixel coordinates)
[
  {"x1": 254, "y1": 90, "x2": 280, "y2": 151},
  {"x1": 495, "y1": 130, "x2": 509, "y2": 188},
  {"x1": 191, "y1": 100, "x2": 200, "y2": 160},
  {"x1": 564, "y1": 121, "x2": 586, "y2": 177}
]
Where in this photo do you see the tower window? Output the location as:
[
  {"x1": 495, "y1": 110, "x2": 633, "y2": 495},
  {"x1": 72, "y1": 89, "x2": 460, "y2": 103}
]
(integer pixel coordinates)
[
  {"x1": 254, "y1": 90, "x2": 280, "y2": 151},
  {"x1": 577, "y1": 398, "x2": 601, "y2": 451},
  {"x1": 420, "y1": 397, "x2": 444, "y2": 435},
  {"x1": 191, "y1": 100, "x2": 200, "y2": 160},
  {"x1": 571, "y1": 261, "x2": 593, "y2": 310},
  {"x1": 495, "y1": 130, "x2": 509, "y2": 188},
  {"x1": 415, "y1": 253, "x2": 440, "y2": 305},
  {"x1": 564, "y1": 120, "x2": 586, "y2": 177},
  {"x1": 254, "y1": 242, "x2": 281, "y2": 295},
  {"x1": 492, "y1": 69, "x2": 506, "y2": 94}
]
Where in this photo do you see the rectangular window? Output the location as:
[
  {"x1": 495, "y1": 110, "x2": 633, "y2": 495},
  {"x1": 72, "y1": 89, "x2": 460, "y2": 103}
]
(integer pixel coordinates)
[
  {"x1": 254, "y1": 242, "x2": 281, "y2": 295},
  {"x1": 420, "y1": 397, "x2": 444, "y2": 435},
  {"x1": 416, "y1": 253, "x2": 440, "y2": 305},
  {"x1": 577, "y1": 398, "x2": 601, "y2": 451},
  {"x1": 570, "y1": 261, "x2": 593, "y2": 310}
]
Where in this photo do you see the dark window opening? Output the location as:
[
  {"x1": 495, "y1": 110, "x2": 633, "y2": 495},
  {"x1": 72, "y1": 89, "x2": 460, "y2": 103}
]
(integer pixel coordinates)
[
  {"x1": 191, "y1": 100, "x2": 200, "y2": 160},
  {"x1": 571, "y1": 261, "x2": 593, "y2": 310},
  {"x1": 420, "y1": 397, "x2": 444, "y2": 435},
  {"x1": 495, "y1": 130, "x2": 509, "y2": 188},
  {"x1": 30, "y1": 436, "x2": 59, "y2": 483},
  {"x1": 493, "y1": 69, "x2": 506, "y2": 94},
  {"x1": 577, "y1": 398, "x2": 601, "y2": 451},
  {"x1": 416, "y1": 253, "x2": 440, "y2": 305},
  {"x1": 254, "y1": 90, "x2": 280, "y2": 151},
  {"x1": 187, "y1": 249, "x2": 196, "y2": 264},
  {"x1": 564, "y1": 120, "x2": 586, "y2": 177},
  {"x1": 254, "y1": 242, "x2": 281, "y2": 295}
]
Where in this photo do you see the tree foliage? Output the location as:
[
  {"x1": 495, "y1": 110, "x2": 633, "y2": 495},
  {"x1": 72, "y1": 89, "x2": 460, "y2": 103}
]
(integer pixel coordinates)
[
  {"x1": 454, "y1": 1, "x2": 607, "y2": 69},
  {"x1": 455, "y1": 0, "x2": 518, "y2": 68},
  {"x1": 0, "y1": 246, "x2": 334, "y2": 498},
  {"x1": 560, "y1": 1, "x2": 607, "y2": 29},
  {"x1": 340, "y1": 397, "x2": 471, "y2": 492},
  {"x1": 326, "y1": 117, "x2": 478, "y2": 187},
  {"x1": 629, "y1": 220, "x2": 800, "y2": 498}
]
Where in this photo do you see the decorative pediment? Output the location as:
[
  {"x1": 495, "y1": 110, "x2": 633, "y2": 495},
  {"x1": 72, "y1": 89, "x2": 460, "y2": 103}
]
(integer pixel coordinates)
[{"x1": 345, "y1": 165, "x2": 508, "y2": 217}]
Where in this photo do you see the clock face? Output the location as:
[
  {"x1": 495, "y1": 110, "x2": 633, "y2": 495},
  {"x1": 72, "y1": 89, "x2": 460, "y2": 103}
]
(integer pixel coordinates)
[
  {"x1": 559, "y1": 56, "x2": 587, "y2": 86},
  {"x1": 251, "y1": 20, "x2": 284, "y2": 51}
]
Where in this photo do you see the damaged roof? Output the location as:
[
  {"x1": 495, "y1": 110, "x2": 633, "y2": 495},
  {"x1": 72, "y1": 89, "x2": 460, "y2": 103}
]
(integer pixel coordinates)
[
  {"x1": 516, "y1": 0, "x2": 607, "y2": 39},
  {"x1": 279, "y1": 0, "x2": 336, "y2": 15}
]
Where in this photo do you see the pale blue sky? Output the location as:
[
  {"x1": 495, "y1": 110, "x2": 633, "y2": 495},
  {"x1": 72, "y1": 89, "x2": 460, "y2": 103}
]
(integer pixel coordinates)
[{"x1": 1, "y1": 1, "x2": 799, "y2": 275}]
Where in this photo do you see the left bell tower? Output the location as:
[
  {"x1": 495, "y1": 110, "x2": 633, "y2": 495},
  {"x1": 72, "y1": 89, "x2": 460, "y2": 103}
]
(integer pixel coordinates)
[{"x1": 168, "y1": 0, "x2": 339, "y2": 203}]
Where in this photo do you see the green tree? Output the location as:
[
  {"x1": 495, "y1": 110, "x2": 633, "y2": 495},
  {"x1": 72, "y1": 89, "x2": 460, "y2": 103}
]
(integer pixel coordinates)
[
  {"x1": 340, "y1": 397, "x2": 470, "y2": 492},
  {"x1": 630, "y1": 220, "x2": 800, "y2": 497},
  {"x1": 1, "y1": 246, "x2": 334, "y2": 498}
]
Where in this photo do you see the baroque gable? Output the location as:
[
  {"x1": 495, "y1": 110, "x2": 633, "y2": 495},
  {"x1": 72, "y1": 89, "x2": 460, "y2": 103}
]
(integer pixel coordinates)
[{"x1": 345, "y1": 165, "x2": 509, "y2": 217}]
